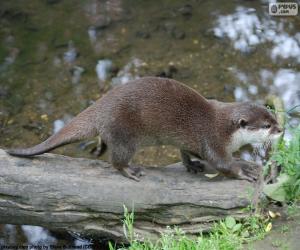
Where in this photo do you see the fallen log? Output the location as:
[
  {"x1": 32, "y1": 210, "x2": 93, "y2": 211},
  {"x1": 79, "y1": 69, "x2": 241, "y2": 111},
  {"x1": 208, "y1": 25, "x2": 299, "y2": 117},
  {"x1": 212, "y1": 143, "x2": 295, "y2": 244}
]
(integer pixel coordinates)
[{"x1": 0, "y1": 149, "x2": 254, "y2": 243}]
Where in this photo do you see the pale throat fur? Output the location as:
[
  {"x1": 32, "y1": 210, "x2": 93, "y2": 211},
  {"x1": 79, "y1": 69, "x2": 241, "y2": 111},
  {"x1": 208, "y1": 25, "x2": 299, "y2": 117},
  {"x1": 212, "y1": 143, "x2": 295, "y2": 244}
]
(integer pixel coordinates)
[{"x1": 225, "y1": 105, "x2": 282, "y2": 154}]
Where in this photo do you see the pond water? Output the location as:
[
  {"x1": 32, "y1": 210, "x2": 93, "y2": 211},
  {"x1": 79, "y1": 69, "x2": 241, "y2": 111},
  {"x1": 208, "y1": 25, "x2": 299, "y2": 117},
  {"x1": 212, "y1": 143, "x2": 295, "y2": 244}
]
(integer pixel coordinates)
[{"x1": 0, "y1": 0, "x2": 299, "y2": 247}]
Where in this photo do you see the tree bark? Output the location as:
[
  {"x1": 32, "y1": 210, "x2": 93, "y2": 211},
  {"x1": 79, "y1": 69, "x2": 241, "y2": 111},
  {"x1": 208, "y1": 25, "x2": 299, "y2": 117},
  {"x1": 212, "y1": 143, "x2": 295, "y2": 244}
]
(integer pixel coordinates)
[{"x1": 0, "y1": 149, "x2": 254, "y2": 243}]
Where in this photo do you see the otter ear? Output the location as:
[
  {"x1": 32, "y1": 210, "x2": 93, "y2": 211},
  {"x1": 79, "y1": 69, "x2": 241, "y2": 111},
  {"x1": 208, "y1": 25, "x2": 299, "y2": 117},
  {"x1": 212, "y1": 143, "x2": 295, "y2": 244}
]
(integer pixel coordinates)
[{"x1": 238, "y1": 118, "x2": 248, "y2": 128}]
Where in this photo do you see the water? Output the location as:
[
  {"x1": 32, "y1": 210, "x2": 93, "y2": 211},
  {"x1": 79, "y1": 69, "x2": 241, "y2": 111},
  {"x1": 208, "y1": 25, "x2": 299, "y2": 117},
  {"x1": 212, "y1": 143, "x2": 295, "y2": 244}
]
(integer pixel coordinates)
[{"x1": 0, "y1": 0, "x2": 299, "y2": 247}]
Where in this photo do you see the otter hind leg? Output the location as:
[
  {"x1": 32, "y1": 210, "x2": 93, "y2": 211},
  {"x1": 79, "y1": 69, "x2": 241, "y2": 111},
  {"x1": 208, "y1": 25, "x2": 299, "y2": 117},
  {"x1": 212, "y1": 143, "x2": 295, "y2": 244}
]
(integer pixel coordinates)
[
  {"x1": 90, "y1": 137, "x2": 107, "y2": 157},
  {"x1": 81, "y1": 136, "x2": 107, "y2": 157},
  {"x1": 110, "y1": 143, "x2": 142, "y2": 181},
  {"x1": 180, "y1": 150, "x2": 205, "y2": 174}
]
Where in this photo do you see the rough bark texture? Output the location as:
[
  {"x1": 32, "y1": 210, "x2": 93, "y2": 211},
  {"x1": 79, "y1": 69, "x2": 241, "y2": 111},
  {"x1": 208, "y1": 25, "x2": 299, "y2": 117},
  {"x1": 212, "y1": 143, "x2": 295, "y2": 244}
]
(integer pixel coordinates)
[{"x1": 0, "y1": 149, "x2": 254, "y2": 243}]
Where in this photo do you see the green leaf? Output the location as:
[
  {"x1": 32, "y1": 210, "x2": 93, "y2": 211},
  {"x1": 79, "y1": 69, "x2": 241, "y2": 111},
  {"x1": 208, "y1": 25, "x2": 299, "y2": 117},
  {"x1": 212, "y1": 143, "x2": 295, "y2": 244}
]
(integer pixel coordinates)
[
  {"x1": 225, "y1": 216, "x2": 236, "y2": 229},
  {"x1": 241, "y1": 230, "x2": 250, "y2": 238},
  {"x1": 263, "y1": 174, "x2": 291, "y2": 202},
  {"x1": 232, "y1": 223, "x2": 242, "y2": 233}
]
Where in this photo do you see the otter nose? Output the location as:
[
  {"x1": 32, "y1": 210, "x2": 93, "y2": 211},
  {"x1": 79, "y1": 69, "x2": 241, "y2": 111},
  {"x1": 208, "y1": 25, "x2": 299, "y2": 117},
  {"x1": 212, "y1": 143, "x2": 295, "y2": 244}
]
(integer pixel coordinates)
[{"x1": 276, "y1": 127, "x2": 283, "y2": 133}]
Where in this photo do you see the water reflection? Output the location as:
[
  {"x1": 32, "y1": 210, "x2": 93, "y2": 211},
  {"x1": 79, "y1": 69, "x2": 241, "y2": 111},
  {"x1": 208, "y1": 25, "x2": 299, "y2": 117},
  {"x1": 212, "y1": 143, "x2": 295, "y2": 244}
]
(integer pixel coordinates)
[
  {"x1": 71, "y1": 66, "x2": 85, "y2": 84},
  {"x1": 269, "y1": 69, "x2": 300, "y2": 141},
  {"x1": 271, "y1": 69, "x2": 300, "y2": 109},
  {"x1": 111, "y1": 58, "x2": 144, "y2": 86},
  {"x1": 231, "y1": 66, "x2": 300, "y2": 111},
  {"x1": 0, "y1": 224, "x2": 95, "y2": 248},
  {"x1": 214, "y1": 7, "x2": 261, "y2": 52},
  {"x1": 229, "y1": 67, "x2": 259, "y2": 101},
  {"x1": 22, "y1": 225, "x2": 57, "y2": 245},
  {"x1": 84, "y1": 0, "x2": 123, "y2": 54},
  {"x1": 63, "y1": 41, "x2": 78, "y2": 64},
  {"x1": 0, "y1": 48, "x2": 19, "y2": 73},
  {"x1": 260, "y1": 68, "x2": 300, "y2": 109},
  {"x1": 271, "y1": 33, "x2": 300, "y2": 63},
  {"x1": 53, "y1": 119, "x2": 65, "y2": 133},
  {"x1": 213, "y1": 6, "x2": 300, "y2": 62},
  {"x1": 0, "y1": 225, "x2": 56, "y2": 246},
  {"x1": 96, "y1": 59, "x2": 114, "y2": 82}
]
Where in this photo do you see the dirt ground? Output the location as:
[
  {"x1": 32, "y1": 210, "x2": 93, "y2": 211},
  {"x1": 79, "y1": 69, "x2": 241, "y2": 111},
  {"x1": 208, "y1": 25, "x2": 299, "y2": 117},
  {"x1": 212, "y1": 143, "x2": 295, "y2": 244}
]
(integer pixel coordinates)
[{"x1": 250, "y1": 208, "x2": 300, "y2": 250}]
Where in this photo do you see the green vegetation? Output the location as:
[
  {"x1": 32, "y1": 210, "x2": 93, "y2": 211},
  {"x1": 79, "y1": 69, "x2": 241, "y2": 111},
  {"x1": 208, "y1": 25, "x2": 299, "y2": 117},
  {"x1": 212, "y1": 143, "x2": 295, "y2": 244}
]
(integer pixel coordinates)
[
  {"x1": 109, "y1": 207, "x2": 269, "y2": 250},
  {"x1": 264, "y1": 124, "x2": 300, "y2": 202}
]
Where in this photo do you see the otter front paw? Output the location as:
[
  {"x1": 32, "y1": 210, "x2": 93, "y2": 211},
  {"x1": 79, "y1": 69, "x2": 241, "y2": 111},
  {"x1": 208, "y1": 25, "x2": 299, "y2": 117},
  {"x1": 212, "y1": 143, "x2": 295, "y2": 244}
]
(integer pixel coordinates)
[
  {"x1": 220, "y1": 160, "x2": 260, "y2": 182},
  {"x1": 236, "y1": 162, "x2": 261, "y2": 182},
  {"x1": 185, "y1": 160, "x2": 205, "y2": 174}
]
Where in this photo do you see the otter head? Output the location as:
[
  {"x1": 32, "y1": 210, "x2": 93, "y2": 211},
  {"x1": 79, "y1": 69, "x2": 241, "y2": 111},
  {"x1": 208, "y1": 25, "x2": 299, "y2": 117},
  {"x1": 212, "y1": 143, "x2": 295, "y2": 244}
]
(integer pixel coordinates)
[{"x1": 229, "y1": 102, "x2": 283, "y2": 153}]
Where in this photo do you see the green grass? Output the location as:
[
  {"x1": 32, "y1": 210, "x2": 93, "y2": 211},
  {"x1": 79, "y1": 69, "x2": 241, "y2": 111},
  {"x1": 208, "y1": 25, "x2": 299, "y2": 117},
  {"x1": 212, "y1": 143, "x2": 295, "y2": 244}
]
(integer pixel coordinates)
[{"x1": 109, "y1": 207, "x2": 269, "y2": 250}]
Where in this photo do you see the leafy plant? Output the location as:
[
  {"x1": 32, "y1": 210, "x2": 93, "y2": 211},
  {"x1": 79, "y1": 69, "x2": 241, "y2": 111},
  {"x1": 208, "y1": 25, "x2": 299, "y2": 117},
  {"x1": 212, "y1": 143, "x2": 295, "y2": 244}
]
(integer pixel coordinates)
[
  {"x1": 264, "y1": 124, "x2": 300, "y2": 202},
  {"x1": 110, "y1": 207, "x2": 269, "y2": 250},
  {"x1": 122, "y1": 205, "x2": 135, "y2": 244}
]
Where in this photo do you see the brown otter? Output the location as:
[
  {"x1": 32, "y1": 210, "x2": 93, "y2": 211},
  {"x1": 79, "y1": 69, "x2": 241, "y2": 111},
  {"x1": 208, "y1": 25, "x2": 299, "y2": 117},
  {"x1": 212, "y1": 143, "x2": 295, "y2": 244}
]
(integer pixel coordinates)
[{"x1": 6, "y1": 77, "x2": 282, "y2": 181}]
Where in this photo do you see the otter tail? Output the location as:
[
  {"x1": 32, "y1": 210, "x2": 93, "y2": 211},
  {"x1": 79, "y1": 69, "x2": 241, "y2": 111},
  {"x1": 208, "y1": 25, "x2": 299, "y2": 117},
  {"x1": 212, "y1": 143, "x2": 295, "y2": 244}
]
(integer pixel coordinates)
[{"x1": 6, "y1": 105, "x2": 98, "y2": 157}]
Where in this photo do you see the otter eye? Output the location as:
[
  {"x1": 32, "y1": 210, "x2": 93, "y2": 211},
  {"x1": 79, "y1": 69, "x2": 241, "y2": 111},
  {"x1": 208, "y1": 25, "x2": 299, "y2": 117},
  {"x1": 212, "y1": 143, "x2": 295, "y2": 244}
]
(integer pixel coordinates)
[
  {"x1": 238, "y1": 118, "x2": 248, "y2": 128},
  {"x1": 262, "y1": 124, "x2": 271, "y2": 129}
]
